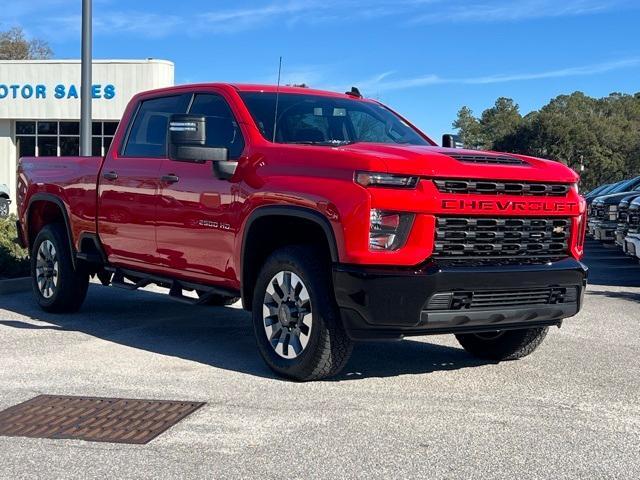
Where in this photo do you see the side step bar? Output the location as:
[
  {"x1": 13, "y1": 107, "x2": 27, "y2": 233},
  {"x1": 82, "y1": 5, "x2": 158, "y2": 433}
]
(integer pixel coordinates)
[{"x1": 104, "y1": 266, "x2": 239, "y2": 306}]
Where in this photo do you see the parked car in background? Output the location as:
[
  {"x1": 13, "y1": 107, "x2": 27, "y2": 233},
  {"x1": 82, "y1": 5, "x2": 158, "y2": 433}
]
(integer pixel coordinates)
[
  {"x1": 586, "y1": 181, "x2": 623, "y2": 219},
  {"x1": 615, "y1": 193, "x2": 640, "y2": 249},
  {"x1": 0, "y1": 184, "x2": 11, "y2": 219},
  {"x1": 586, "y1": 181, "x2": 627, "y2": 203},
  {"x1": 624, "y1": 196, "x2": 640, "y2": 258},
  {"x1": 585, "y1": 183, "x2": 612, "y2": 200},
  {"x1": 588, "y1": 177, "x2": 640, "y2": 240}
]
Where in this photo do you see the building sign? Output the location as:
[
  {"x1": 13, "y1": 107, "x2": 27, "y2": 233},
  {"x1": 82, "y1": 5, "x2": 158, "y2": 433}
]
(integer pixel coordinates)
[{"x1": 0, "y1": 83, "x2": 116, "y2": 100}]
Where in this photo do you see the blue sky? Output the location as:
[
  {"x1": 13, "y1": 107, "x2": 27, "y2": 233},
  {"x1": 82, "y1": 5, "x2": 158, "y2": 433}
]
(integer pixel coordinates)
[{"x1": 3, "y1": 0, "x2": 640, "y2": 139}]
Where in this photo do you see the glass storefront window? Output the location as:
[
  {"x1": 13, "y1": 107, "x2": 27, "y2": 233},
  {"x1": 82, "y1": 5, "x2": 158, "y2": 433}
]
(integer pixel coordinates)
[
  {"x1": 38, "y1": 136, "x2": 57, "y2": 156},
  {"x1": 14, "y1": 120, "x2": 119, "y2": 157},
  {"x1": 104, "y1": 137, "x2": 114, "y2": 153},
  {"x1": 16, "y1": 121, "x2": 36, "y2": 135},
  {"x1": 38, "y1": 122, "x2": 58, "y2": 135},
  {"x1": 60, "y1": 137, "x2": 80, "y2": 156},
  {"x1": 104, "y1": 122, "x2": 118, "y2": 136},
  {"x1": 16, "y1": 136, "x2": 35, "y2": 157},
  {"x1": 92, "y1": 137, "x2": 102, "y2": 156},
  {"x1": 60, "y1": 122, "x2": 80, "y2": 135}
]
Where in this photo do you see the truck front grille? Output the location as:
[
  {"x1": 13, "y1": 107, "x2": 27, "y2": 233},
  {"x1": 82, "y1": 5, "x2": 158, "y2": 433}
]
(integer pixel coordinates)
[
  {"x1": 629, "y1": 209, "x2": 640, "y2": 233},
  {"x1": 434, "y1": 217, "x2": 571, "y2": 261},
  {"x1": 618, "y1": 205, "x2": 630, "y2": 223},
  {"x1": 426, "y1": 287, "x2": 578, "y2": 311},
  {"x1": 592, "y1": 206, "x2": 607, "y2": 220},
  {"x1": 434, "y1": 179, "x2": 570, "y2": 196}
]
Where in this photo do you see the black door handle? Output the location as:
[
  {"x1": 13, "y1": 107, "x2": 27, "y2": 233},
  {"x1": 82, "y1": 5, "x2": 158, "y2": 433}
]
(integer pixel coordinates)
[
  {"x1": 161, "y1": 174, "x2": 180, "y2": 184},
  {"x1": 103, "y1": 171, "x2": 118, "y2": 181}
]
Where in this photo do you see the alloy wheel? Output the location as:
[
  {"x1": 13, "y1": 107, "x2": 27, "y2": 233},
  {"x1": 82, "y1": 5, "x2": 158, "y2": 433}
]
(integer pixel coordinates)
[
  {"x1": 262, "y1": 271, "x2": 313, "y2": 359},
  {"x1": 35, "y1": 240, "x2": 59, "y2": 299}
]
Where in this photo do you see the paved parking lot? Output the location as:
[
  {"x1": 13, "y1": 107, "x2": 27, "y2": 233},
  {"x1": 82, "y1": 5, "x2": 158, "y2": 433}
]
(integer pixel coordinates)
[{"x1": 0, "y1": 240, "x2": 639, "y2": 479}]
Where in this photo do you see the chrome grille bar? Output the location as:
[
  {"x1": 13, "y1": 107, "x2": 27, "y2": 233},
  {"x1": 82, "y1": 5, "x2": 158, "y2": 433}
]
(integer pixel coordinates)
[
  {"x1": 434, "y1": 217, "x2": 571, "y2": 260},
  {"x1": 434, "y1": 179, "x2": 570, "y2": 196}
]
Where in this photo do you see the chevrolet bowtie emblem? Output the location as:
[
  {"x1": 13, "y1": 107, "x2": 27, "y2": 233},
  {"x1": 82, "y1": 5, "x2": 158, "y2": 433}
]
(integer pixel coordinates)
[{"x1": 553, "y1": 226, "x2": 565, "y2": 234}]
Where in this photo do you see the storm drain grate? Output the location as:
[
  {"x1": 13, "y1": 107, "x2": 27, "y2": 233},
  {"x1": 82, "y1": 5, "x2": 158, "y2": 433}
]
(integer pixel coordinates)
[{"x1": 0, "y1": 395, "x2": 205, "y2": 444}]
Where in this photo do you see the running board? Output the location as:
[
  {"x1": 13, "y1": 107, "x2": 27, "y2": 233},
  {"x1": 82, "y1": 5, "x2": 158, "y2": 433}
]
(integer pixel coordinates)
[{"x1": 104, "y1": 266, "x2": 239, "y2": 305}]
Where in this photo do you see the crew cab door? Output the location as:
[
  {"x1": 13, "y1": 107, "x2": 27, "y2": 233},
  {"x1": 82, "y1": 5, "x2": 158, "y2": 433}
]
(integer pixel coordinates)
[
  {"x1": 155, "y1": 93, "x2": 246, "y2": 280},
  {"x1": 98, "y1": 94, "x2": 191, "y2": 267}
]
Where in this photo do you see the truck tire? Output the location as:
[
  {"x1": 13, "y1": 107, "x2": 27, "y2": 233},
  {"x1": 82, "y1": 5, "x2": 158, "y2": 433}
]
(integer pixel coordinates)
[
  {"x1": 31, "y1": 224, "x2": 89, "y2": 313},
  {"x1": 196, "y1": 291, "x2": 240, "y2": 306},
  {"x1": 251, "y1": 246, "x2": 353, "y2": 381},
  {"x1": 0, "y1": 198, "x2": 9, "y2": 219},
  {"x1": 455, "y1": 327, "x2": 549, "y2": 361}
]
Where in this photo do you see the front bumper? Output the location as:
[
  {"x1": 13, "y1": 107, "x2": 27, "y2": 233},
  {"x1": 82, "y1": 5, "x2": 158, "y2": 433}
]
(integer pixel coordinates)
[
  {"x1": 616, "y1": 227, "x2": 629, "y2": 248},
  {"x1": 593, "y1": 221, "x2": 617, "y2": 241},
  {"x1": 625, "y1": 234, "x2": 640, "y2": 258},
  {"x1": 333, "y1": 258, "x2": 588, "y2": 341}
]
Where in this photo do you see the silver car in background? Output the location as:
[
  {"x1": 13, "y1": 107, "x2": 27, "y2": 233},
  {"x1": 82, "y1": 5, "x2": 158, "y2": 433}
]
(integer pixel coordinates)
[{"x1": 0, "y1": 184, "x2": 10, "y2": 219}]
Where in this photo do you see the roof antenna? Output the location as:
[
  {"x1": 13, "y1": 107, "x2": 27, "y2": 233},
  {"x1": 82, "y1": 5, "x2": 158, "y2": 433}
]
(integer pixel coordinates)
[{"x1": 272, "y1": 56, "x2": 283, "y2": 143}]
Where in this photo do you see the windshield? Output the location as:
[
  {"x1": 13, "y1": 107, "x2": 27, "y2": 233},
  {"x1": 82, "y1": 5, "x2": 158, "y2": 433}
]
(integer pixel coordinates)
[
  {"x1": 586, "y1": 184, "x2": 609, "y2": 196},
  {"x1": 609, "y1": 178, "x2": 638, "y2": 194},
  {"x1": 240, "y1": 92, "x2": 432, "y2": 146}
]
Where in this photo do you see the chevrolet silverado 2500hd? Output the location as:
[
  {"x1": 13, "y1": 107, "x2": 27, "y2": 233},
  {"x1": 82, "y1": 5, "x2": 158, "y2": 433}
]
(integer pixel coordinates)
[{"x1": 17, "y1": 84, "x2": 588, "y2": 381}]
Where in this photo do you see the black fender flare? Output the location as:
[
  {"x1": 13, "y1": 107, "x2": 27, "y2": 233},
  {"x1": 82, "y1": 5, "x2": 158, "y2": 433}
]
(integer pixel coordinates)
[
  {"x1": 27, "y1": 193, "x2": 77, "y2": 267},
  {"x1": 240, "y1": 205, "x2": 340, "y2": 305}
]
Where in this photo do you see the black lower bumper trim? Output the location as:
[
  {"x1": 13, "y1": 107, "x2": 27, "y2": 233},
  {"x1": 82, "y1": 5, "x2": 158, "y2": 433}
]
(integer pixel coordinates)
[{"x1": 333, "y1": 258, "x2": 587, "y2": 341}]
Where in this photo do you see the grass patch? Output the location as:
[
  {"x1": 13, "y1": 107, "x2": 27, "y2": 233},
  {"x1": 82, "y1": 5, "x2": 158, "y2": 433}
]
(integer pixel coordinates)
[{"x1": 0, "y1": 215, "x2": 29, "y2": 279}]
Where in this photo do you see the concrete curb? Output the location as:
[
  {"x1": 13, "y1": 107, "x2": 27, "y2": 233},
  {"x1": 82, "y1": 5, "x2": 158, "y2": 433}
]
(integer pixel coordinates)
[{"x1": 0, "y1": 277, "x2": 31, "y2": 295}]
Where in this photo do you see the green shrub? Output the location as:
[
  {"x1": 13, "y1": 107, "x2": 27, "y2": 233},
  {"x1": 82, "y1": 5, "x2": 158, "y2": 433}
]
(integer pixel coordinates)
[{"x1": 0, "y1": 215, "x2": 30, "y2": 279}]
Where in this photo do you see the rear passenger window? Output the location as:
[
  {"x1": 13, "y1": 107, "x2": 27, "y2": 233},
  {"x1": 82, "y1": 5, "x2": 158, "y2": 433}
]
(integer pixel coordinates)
[
  {"x1": 188, "y1": 94, "x2": 245, "y2": 159},
  {"x1": 123, "y1": 94, "x2": 191, "y2": 157}
]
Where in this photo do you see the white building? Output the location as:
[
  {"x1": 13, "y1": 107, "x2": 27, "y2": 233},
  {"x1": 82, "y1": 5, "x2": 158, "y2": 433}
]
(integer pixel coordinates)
[{"x1": 0, "y1": 59, "x2": 175, "y2": 211}]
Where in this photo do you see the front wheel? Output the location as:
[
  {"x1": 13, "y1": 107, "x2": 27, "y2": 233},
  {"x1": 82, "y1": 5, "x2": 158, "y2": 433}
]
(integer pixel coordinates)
[
  {"x1": 31, "y1": 224, "x2": 89, "y2": 313},
  {"x1": 455, "y1": 327, "x2": 549, "y2": 361},
  {"x1": 252, "y1": 246, "x2": 353, "y2": 381}
]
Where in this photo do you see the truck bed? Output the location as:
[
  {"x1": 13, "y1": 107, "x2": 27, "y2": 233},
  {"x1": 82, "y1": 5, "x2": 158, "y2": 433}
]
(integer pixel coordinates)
[{"x1": 17, "y1": 156, "x2": 104, "y2": 250}]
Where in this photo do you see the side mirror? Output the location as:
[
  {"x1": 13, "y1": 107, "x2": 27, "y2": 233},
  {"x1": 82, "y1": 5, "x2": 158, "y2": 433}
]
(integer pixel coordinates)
[
  {"x1": 168, "y1": 114, "x2": 237, "y2": 180},
  {"x1": 442, "y1": 134, "x2": 464, "y2": 149}
]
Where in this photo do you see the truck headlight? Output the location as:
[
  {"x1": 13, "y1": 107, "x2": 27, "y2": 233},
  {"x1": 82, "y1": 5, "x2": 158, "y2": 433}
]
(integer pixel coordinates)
[
  {"x1": 609, "y1": 205, "x2": 618, "y2": 221},
  {"x1": 355, "y1": 172, "x2": 419, "y2": 188},
  {"x1": 369, "y1": 209, "x2": 414, "y2": 251}
]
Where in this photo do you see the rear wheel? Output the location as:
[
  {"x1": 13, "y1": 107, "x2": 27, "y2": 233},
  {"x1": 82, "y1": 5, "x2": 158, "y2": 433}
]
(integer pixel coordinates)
[
  {"x1": 455, "y1": 327, "x2": 549, "y2": 361},
  {"x1": 252, "y1": 246, "x2": 353, "y2": 381},
  {"x1": 31, "y1": 224, "x2": 89, "y2": 313}
]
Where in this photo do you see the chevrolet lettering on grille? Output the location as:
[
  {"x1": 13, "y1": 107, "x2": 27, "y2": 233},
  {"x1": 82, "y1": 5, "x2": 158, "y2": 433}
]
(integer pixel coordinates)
[{"x1": 441, "y1": 199, "x2": 579, "y2": 213}]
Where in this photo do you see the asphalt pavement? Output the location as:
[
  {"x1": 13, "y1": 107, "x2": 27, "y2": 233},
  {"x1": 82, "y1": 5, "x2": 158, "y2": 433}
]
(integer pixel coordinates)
[{"x1": 0, "y1": 240, "x2": 638, "y2": 479}]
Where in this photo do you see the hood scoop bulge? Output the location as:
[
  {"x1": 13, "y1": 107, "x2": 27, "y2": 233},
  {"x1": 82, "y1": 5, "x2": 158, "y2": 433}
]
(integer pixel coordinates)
[{"x1": 447, "y1": 153, "x2": 528, "y2": 166}]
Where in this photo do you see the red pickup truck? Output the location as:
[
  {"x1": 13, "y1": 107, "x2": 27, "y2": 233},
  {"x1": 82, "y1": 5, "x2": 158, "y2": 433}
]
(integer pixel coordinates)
[{"x1": 16, "y1": 84, "x2": 588, "y2": 381}]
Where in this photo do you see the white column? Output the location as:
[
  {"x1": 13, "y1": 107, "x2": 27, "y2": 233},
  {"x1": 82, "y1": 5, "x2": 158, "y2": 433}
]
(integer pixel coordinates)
[{"x1": 0, "y1": 120, "x2": 17, "y2": 212}]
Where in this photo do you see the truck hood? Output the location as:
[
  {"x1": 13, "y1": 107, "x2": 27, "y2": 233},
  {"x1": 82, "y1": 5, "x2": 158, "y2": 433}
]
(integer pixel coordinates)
[
  {"x1": 619, "y1": 193, "x2": 640, "y2": 207},
  {"x1": 593, "y1": 191, "x2": 640, "y2": 205},
  {"x1": 338, "y1": 144, "x2": 579, "y2": 183}
]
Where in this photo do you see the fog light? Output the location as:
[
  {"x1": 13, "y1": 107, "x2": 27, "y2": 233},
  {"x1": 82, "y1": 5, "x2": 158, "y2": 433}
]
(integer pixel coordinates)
[{"x1": 369, "y1": 209, "x2": 414, "y2": 251}]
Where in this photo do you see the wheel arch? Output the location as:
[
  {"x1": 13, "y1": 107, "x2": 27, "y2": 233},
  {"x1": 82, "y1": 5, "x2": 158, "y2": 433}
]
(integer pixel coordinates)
[
  {"x1": 240, "y1": 206, "x2": 339, "y2": 310},
  {"x1": 26, "y1": 193, "x2": 77, "y2": 267}
]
